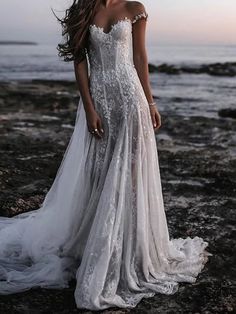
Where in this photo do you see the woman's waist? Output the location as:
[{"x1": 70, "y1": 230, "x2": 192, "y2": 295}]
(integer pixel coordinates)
[
  {"x1": 90, "y1": 62, "x2": 136, "y2": 75},
  {"x1": 89, "y1": 62, "x2": 142, "y2": 97}
]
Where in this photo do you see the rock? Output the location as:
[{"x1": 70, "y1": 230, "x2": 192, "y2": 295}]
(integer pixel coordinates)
[
  {"x1": 148, "y1": 62, "x2": 236, "y2": 77},
  {"x1": 148, "y1": 63, "x2": 159, "y2": 73},
  {"x1": 202, "y1": 62, "x2": 236, "y2": 77},
  {"x1": 218, "y1": 108, "x2": 236, "y2": 119},
  {"x1": 149, "y1": 63, "x2": 180, "y2": 74}
]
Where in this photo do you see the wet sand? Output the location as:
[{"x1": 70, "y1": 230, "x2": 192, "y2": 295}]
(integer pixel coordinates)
[{"x1": 0, "y1": 80, "x2": 235, "y2": 313}]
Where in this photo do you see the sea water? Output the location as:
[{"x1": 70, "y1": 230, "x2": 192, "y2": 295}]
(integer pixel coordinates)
[
  {"x1": 1, "y1": 43, "x2": 236, "y2": 81},
  {"x1": 0, "y1": 43, "x2": 236, "y2": 117}
]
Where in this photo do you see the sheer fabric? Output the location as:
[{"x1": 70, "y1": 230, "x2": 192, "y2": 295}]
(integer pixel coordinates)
[{"x1": 0, "y1": 12, "x2": 211, "y2": 310}]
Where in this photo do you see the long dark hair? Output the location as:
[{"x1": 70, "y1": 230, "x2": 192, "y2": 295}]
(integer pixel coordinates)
[{"x1": 54, "y1": 0, "x2": 100, "y2": 63}]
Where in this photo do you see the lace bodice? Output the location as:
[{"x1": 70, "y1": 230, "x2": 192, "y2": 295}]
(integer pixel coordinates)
[
  {"x1": 88, "y1": 12, "x2": 148, "y2": 73},
  {"x1": 86, "y1": 11, "x2": 151, "y2": 146}
]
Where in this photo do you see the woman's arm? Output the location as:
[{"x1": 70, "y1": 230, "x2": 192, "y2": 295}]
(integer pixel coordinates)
[
  {"x1": 74, "y1": 58, "x2": 104, "y2": 138},
  {"x1": 74, "y1": 58, "x2": 94, "y2": 113},
  {"x1": 131, "y1": 7, "x2": 161, "y2": 131}
]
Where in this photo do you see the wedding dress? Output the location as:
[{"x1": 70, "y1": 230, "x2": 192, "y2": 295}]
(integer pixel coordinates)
[{"x1": 0, "y1": 12, "x2": 211, "y2": 310}]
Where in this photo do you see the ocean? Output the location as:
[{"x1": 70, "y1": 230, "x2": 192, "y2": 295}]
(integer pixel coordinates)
[
  {"x1": 0, "y1": 43, "x2": 236, "y2": 117},
  {"x1": 0, "y1": 44, "x2": 236, "y2": 81}
]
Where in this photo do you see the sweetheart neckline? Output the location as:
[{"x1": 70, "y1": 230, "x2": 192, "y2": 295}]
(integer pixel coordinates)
[{"x1": 89, "y1": 18, "x2": 131, "y2": 35}]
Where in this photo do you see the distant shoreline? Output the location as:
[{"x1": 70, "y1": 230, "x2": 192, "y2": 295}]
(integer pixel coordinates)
[{"x1": 0, "y1": 41, "x2": 38, "y2": 46}]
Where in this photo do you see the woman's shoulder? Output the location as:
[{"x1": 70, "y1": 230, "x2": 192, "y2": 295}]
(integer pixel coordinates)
[
  {"x1": 125, "y1": 1, "x2": 148, "y2": 24},
  {"x1": 125, "y1": 1, "x2": 146, "y2": 15}
]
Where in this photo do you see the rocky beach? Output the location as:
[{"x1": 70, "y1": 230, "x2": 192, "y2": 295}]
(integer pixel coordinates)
[{"x1": 0, "y1": 78, "x2": 235, "y2": 313}]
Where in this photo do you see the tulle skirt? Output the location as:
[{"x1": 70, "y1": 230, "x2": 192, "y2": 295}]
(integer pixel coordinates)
[{"x1": 0, "y1": 97, "x2": 211, "y2": 310}]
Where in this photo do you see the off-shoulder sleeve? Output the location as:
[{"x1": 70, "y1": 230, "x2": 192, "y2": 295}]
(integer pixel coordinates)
[{"x1": 132, "y1": 12, "x2": 148, "y2": 24}]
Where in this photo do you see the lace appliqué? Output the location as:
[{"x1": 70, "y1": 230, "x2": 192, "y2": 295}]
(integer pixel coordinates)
[{"x1": 132, "y1": 12, "x2": 148, "y2": 24}]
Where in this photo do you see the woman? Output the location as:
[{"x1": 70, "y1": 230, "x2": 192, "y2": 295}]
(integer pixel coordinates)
[{"x1": 0, "y1": 0, "x2": 211, "y2": 311}]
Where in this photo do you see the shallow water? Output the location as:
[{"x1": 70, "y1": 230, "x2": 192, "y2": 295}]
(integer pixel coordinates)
[{"x1": 151, "y1": 73, "x2": 236, "y2": 118}]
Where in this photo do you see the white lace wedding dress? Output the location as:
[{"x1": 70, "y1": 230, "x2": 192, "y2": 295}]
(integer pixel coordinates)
[{"x1": 0, "y1": 12, "x2": 211, "y2": 310}]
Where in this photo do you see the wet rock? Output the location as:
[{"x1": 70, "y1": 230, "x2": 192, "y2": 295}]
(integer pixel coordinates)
[
  {"x1": 201, "y1": 62, "x2": 236, "y2": 77},
  {"x1": 149, "y1": 63, "x2": 180, "y2": 74},
  {"x1": 218, "y1": 108, "x2": 236, "y2": 119},
  {"x1": 148, "y1": 63, "x2": 159, "y2": 73},
  {"x1": 148, "y1": 62, "x2": 236, "y2": 77}
]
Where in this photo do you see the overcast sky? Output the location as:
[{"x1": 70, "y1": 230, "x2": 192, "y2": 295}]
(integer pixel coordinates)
[{"x1": 0, "y1": 0, "x2": 236, "y2": 45}]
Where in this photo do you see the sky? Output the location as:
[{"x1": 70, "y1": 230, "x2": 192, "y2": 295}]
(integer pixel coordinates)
[{"x1": 0, "y1": 0, "x2": 236, "y2": 46}]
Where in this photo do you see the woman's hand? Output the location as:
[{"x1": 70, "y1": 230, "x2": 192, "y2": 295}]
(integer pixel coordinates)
[
  {"x1": 85, "y1": 108, "x2": 104, "y2": 139},
  {"x1": 73, "y1": 60, "x2": 104, "y2": 139},
  {"x1": 149, "y1": 106, "x2": 161, "y2": 131}
]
